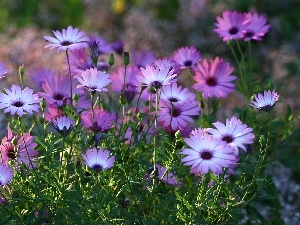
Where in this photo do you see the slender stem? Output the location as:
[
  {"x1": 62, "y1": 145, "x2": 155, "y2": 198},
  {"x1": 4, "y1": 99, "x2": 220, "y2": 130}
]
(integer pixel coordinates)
[{"x1": 65, "y1": 50, "x2": 73, "y2": 108}]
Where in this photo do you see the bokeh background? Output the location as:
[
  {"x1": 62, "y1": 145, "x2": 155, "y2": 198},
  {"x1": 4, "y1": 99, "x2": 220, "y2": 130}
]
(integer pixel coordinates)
[{"x1": 0, "y1": 0, "x2": 299, "y2": 224}]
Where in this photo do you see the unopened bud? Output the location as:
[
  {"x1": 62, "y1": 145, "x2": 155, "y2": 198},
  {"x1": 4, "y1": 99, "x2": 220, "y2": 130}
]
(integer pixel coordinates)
[
  {"x1": 123, "y1": 52, "x2": 130, "y2": 66},
  {"x1": 109, "y1": 54, "x2": 115, "y2": 67},
  {"x1": 19, "y1": 65, "x2": 24, "y2": 88}
]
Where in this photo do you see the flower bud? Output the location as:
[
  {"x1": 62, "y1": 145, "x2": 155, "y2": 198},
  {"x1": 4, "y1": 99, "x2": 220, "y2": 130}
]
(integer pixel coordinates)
[
  {"x1": 123, "y1": 52, "x2": 130, "y2": 66},
  {"x1": 109, "y1": 54, "x2": 115, "y2": 67}
]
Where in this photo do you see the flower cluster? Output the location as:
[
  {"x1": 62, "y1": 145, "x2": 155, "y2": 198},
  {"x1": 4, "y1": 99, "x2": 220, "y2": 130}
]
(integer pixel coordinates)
[
  {"x1": 214, "y1": 10, "x2": 271, "y2": 42},
  {"x1": 0, "y1": 10, "x2": 285, "y2": 223}
]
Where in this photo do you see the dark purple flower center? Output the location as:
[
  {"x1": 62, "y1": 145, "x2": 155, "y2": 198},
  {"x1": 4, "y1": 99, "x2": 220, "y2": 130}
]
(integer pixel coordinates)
[
  {"x1": 184, "y1": 60, "x2": 193, "y2": 67},
  {"x1": 244, "y1": 31, "x2": 254, "y2": 38},
  {"x1": 171, "y1": 107, "x2": 181, "y2": 117},
  {"x1": 92, "y1": 164, "x2": 103, "y2": 171},
  {"x1": 168, "y1": 97, "x2": 179, "y2": 102},
  {"x1": 229, "y1": 27, "x2": 239, "y2": 35},
  {"x1": 200, "y1": 150, "x2": 213, "y2": 160},
  {"x1": 53, "y1": 93, "x2": 65, "y2": 101},
  {"x1": 260, "y1": 105, "x2": 273, "y2": 112},
  {"x1": 11, "y1": 100, "x2": 24, "y2": 108},
  {"x1": 61, "y1": 40, "x2": 73, "y2": 46},
  {"x1": 151, "y1": 81, "x2": 162, "y2": 90},
  {"x1": 206, "y1": 77, "x2": 217, "y2": 86},
  {"x1": 222, "y1": 135, "x2": 234, "y2": 143},
  {"x1": 4, "y1": 143, "x2": 16, "y2": 160}
]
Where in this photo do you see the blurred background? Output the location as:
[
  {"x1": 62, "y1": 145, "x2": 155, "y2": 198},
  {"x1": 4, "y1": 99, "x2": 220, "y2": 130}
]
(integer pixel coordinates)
[{"x1": 0, "y1": 0, "x2": 299, "y2": 223}]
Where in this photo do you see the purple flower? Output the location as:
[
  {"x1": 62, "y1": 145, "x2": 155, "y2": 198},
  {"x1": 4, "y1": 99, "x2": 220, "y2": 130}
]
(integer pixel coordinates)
[
  {"x1": 52, "y1": 115, "x2": 75, "y2": 136},
  {"x1": 76, "y1": 68, "x2": 111, "y2": 93},
  {"x1": 81, "y1": 147, "x2": 115, "y2": 171},
  {"x1": 160, "y1": 82, "x2": 196, "y2": 105},
  {"x1": 207, "y1": 116, "x2": 255, "y2": 155},
  {"x1": 0, "y1": 62, "x2": 9, "y2": 79},
  {"x1": 0, "y1": 163, "x2": 13, "y2": 186},
  {"x1": 111, "y1": 39, "x2": 124, "y2": 55},
  {"x1": 68, "y1": 49, "x2": 109, "y2": 76},
  {"x1": 131, "y1": 50, "x2": 156, "y2": 69},
  {"x1": 158, "y1": 100, "x2": 201, "y2": 130},
  {"x1": 110, "y1": 65, "x2": 142, "y2": 102},
  {"x1": 89, "y1": 35, "x2": 113, "y2": 55},
  {"x1": 81, "y1": 108, "x2": 115, "y2": 133},
  {"x1": 0, "y1": 127, "x2": 38, "y2": 170},
  {"x1": 173, "y1": 46, "x2": 201, "y2": 69},
  {"x1": 44, "y1": 25, "x2": 89, "y2": 52},
  {"x1": 180, "y1": 132, "x2": 236, "y2": 175},
  {"x1": 213, "y1": 10, "x2": 249, "y2": 41},
  {"x1": 250, "y1": 90, "x2": 279, "y2": 112},
  {"x1": 243, "y1": 12, "x2": 271, "y2": 41},
  {"x1": 29, "y1": 68, "x2": 55, "y2": 89},
  {"x1": 137, "y1": 59, "x2": 177, "y2": 90},
  {"x1": 0, "y1": 85, "x2": 42, "y2": 116},
  {"x1": 38, "y1": 73, "x2": 75, "y2": 107},
  {"x1": 192, "y1": 57, "x2": 237, "y2": 98}
]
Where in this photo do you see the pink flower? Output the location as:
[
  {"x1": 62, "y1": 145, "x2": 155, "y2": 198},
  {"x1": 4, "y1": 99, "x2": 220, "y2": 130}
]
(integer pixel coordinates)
[
  {"x1": 0, "y1": 127, "x2": 38, "y2": 170},
  {"x1": 192, "y1": 57, "x2": 237, "y2": 98},
  {"x1": 44, "y1": 25, "x2": 89, "y2": 52},
  {"x1": 0, "y1": 85, "x2": 42, "y2": 116},
  {"x1": 173, "y1": 46, "x2": 201, "y2": 69},
  {"x1": 137, "y1": 59, "x2": 177, "y2": 89},
  {"x1": 76, "y1": 68, "x2": 111, "y2": 93},
  {"x1": 52, "y1": 115, "x2": 75, "y2": 136},
  {"x1": 158, "y1": 100, "x2": 201, "y2": 130},
  {"x1": 213, "y1": 10, "x2": 249, "y2": 41},
  {"x1": 81, "y1": 147, "x2": 115, "y2": 171},
  {"x1": 38, "y1": 73, "x2": 77, "y2": 107},
  {"x1": 180, "y1": 133, "x2": 236, "y2": 175},
  {"x1": 81, "y1": 108, "x2": 115, "y2": 133}
]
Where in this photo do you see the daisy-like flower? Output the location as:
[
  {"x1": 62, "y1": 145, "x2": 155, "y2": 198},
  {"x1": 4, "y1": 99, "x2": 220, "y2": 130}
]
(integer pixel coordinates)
[
  {"x1": 76, "y1": 68, "x2": 111, "y2": 93},
  {"x1": 250, "y1": 90, "x2": 279, "y2": 112},
  {"x1": 173, "y1": 46, "x2": 201, "y2": 69},
  {"x1": 137, "y1": 59, "x2": 177, "y2": 90},
  {"x1": 0, "y1": 62, "x2": 9, "y2": 79},
  {"x1": 38, "y1": 73, "x2": 77, "y2": 107},
  {"x1": 52, "y1": 115, "x2": 75, "y2": 136},
  {"x1": 160, "y1": 83, "x2": 196, "y2": 105},
  {"x1": 243, "y1": 12, "x2": 271, "y2": 42},
  {"x1": 207, "y1": 116, "x2": 255, "y2": 155},
  {"x1": 180, "y1": 132, "x2": 236, "y2": 175},
  {"x1": 213, "y1": 10, "x2": 249, "y2": 41},
  {"x1": 44, "y1": 25, "x2": 89, "y2": 52},
  {"x1": 0, "y1": 164, "x2": 13, "y2": 186},
  {"x1": 0, "y1": 85, "x2": 42, "y2": 116},
  {"x1": 192, "y1": 57, "x2": 237, "y2": 98},
  {"x1": 81, "y1": 147, "x2": 115, "y2": 171},
  {"x1": 131, "y1": 50, "x2": 156, "y2": 69},
  {"x1": 81, "y1": 108, "x2": 115, "y2": 133},
  {"x1": 0, "y1": 127, "x2": 38, "y2": 170},
  {"x1": 158, "y1": 100, "x2": 201, "y2": 130}
]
